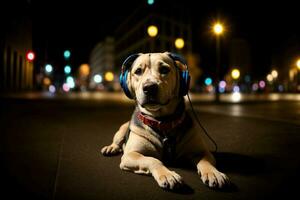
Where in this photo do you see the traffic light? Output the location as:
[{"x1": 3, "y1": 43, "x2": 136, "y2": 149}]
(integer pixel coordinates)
[{"x1": 26, "y1": 51, "x2": 35, "y2": 62}]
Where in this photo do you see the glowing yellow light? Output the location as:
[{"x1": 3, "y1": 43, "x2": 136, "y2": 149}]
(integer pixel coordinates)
[
  {"x1": 231, "y1": 69, "x2": 240, "y2": 80},
  {"x1": 105, "y1": 71, "x2": 114, "y2": 81},
  {"x1": 147, "y1": 25, "x2": 158, "y2": 37},
  {"x1": 79, "y1": 64, "x2": 90, "y2": 76},
  {"x1": 271, "y1": 70, "x2": 278, "y2": 78},
  {"x1": 213, "y1": 23, "x2": 223, "y2": 35},
  {"x1": 267, "y1": 74, "x2": 273, "y2": 82},
  {"x1": 297, "y1": 59, "x2": 300, "y2": 70},
  {"x1": 175, "y1": 38, "x2": 185, "y2": 49}
]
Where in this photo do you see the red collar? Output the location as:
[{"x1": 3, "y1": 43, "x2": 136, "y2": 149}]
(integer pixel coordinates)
[{"x1": 137, "y1": 111, "x2": 185, "y2": 132}]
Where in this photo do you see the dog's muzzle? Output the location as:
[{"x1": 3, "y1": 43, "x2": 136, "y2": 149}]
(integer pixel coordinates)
[{"x1": 143, "y1": 82, "x2": 158, "y2": 97}]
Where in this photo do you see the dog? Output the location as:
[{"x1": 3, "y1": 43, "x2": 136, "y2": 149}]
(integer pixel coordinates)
[{"x1": 101, "y1": 52, "x2": 229, "y2": 190}]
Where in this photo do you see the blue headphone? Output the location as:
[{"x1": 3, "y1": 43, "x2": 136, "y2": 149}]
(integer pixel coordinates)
[{"x1": 119, "y1": 53, "x2": 190, "y2": 99}]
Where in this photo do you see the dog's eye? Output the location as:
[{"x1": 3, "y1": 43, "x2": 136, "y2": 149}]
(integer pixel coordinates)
[
  {"x1": 159, "y1": 66, "x2": 170, "y2": 75},
  {"x1": 134, "y1": 68, "x2": 142, "y2": 75}
]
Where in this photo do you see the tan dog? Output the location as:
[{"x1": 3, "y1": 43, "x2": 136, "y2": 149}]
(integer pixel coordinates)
[{"x1": 101, "y1": 52, "x2": 229, "y2": 190}]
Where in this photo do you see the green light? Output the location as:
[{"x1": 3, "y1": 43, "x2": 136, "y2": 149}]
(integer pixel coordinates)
[
  {"x1": 147, "y1": 0, "x2": 154, "y2": 5},
  {"x1": 64, "y1": 50, "x2": 71, "y2": 59},
  {"x1": 64, "y1": 65, "x2": 71, "y2": 74}
]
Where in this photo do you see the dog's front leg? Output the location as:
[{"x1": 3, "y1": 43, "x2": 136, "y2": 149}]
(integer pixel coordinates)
[
  {"x1": 194, "y1": 152, "x2": 229, "y2": 188},
  {"x1": 120, "y1": 151, "x2": 183, "y2": 189},
  {"x1": 101, "y1": 121, "x2": 129, "y2": 156}
]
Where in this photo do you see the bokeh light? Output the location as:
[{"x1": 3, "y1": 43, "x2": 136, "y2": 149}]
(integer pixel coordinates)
[
  {"x1": 204, "y1": 77, "x2": 212, "y2": 86},
  {"x1": 105, "y1": 72, "x2": 114, "y2": 82},
  {"x1": 147, "y1": 25, "x2": 158, "y2": 37},
  {"x1": 231, "y1": 69, "x2": 240, "y2": 80},
  {"x1": 94, "y1": 74, "x2": 103, "y2": 83},
  {"x1": 45, "y1": 64, "x2": 53, "y2": 73},
  {"x1": 64, "y1": 65, "x2": 71, "y2": 74},
  {"x1": 175, "y1": 38, "x2": 185, "y2": 49}
]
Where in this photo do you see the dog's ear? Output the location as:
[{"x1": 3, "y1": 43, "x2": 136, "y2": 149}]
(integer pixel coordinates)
[
  {"x1": 167, "y1": 52, "x2": 190, "y2": 96},
  {"x1": 120, "y1": 53, "x2": 141, "y2": 99}
]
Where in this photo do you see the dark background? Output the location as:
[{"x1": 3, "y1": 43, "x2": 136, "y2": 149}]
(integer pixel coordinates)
[{"x1": 3, "y1": 0, "x2": 300, "y2": 78}]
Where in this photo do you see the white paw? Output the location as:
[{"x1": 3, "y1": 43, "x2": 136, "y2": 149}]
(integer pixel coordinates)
[
  {"x1": 155, "y1": 170, "x2": 183, "y2": 190},
  {"x1": 101, "y1": 144, "x2": 122, "y2": 156},
  {"x1": 200, "y1": 168, "x2": 229, "y2": 188}
]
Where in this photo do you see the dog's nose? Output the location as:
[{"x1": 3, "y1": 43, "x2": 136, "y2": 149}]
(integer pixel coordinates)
[{"x1": 143, "y1": 83, "x2": 158, "y2": 96}]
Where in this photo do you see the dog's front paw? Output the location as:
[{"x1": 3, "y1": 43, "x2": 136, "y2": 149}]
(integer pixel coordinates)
[
  {"x1": 200, "y1": 168, "x2": 229, "y2": 189},
  {"x1": 101, "y1": 144, "x2": 122, "y2": 156},
  {"x1": 153, "y1": 167, "x2": 183, "y2": 190}
]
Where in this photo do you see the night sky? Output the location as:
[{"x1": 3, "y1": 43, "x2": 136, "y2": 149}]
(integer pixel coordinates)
[{"x1": 10, "y1": 0, "x2": 300, "y2": 79}]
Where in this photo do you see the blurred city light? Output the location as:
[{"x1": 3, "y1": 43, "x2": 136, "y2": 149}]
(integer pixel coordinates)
[
  {"x1": 49, "y1": 85, "x2": 56, "y2": 93},
  {"x1": 267, "y1": 74, "x2": 274, "y2": 82},
  {"x1": 26, "y1": 51, "x2": 35, "y2": 62},
  {"x1": 219, "y1": 80, "x2": 226, "y2": 88},
  {"x1": 147, "y1": 0, "x2": 154, "y2": 5},
  {"x1": 244, "y1": 75, "x2": 251, "y2": 83},
  {"x1": 232, "y1": 92, "x2": 241, "y2": 102},
  {"x1": 233, "y1": 85, "x2": 240, "y2": 93},
  {"x1": 93, "y1": 74, "x2": 103, "y2": 83},
  {"x1": 147, "y1": 25, "x2": 158, "y2": 37},
  {"x1": 218, "y1": 87, "x2": 225, "y2": 93},
  {"x1": 259, "y1": 80, "x2": 266, "y2": 88},
  {"x1": 45, "y1": 64, "x2": 53, "y2": 73},
  {"x1": 79, "y1": 64, "x2": 90, "y2": 76},
  {"x1": 204, "y1": 77, "x2": 213, "y2": 85},
  {"x1": 105, "y1": 72, "x2": 114, "y2": 82},
  {"x1": 271, "y1": 70, "x2": 278, "y2": 78},
  {"x1": 64, "y1": 65, "x2": 71, "y2": 74},
  {"x1": 297, "y1": 59, "x2": 300, "y2": 70},
  {"x1": 66, "y1": 76, "x2": 75, "y2": 88},
  {"x1": 213, "y1": 23, "x2": 223, "y2": 35},
  {"x1": 43, "y1": 77, "x2": 51, "y2": 85},
  {"x1": 62, "y1": 83, "x2": 70, "y2": 92},
  {"x1": 175, "y1": 38, "x2": 185, "y2": 49},
  {"x1": 64, "y1": 50, "x2": 71, "y2": 59},
  {"x1": 231, "y1": 69, "x2": 240, "y2": 80},
  {"x1": 252, "y1": 83, "x2": 259, "y2": 91}
]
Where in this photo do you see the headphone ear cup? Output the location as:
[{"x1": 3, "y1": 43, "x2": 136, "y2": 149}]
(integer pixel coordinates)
[
  {"x1": 179, "y1": 70, "x2": 190, "y2": 96},
  {"x1": 120, "y1": 70, "x2": 133, "y2": 99},
  {"x1": 119, "y1": 53, "x2": 140, "y2": 99}
]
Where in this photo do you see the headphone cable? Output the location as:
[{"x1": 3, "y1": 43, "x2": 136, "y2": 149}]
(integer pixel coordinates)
[{"x1": 187, "y1": 93, "x2": 218, "y2": 153}]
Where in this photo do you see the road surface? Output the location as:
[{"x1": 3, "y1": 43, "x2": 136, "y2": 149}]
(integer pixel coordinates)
[{"x1": 1, "y1": 94, "x2": 300, "y2": 199}]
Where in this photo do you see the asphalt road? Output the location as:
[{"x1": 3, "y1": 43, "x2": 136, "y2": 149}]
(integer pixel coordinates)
[{"x1": 1, "y1": 97, "x2": 300, "y2": 199}]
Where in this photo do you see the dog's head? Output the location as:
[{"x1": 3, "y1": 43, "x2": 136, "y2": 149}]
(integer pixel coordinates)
[{"x1": 120, "y1": 52, "x2": 190, "y2": 117}]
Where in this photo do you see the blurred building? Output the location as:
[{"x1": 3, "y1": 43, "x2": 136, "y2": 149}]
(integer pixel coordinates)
[
  {"x1": 0, "y1": 1, "x2": 34, "y2": 92},
  {"x1": 228, "y1": 38, "x2": 251, "y2": 79},
  {"x1": 271, "y1": 36, "x2": 300, "y2": 91},
  {"x1": 89, "y1": 37, "x2": 115, "y2": 90}
]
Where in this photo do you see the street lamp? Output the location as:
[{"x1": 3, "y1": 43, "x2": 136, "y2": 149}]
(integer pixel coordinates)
[
  {"x1": 213, "y1": 23, "x2": 223, "y2": 35},
  {"x1": 212, "y1": 22, "x2": 224, "y2": 102}
]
